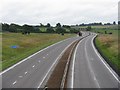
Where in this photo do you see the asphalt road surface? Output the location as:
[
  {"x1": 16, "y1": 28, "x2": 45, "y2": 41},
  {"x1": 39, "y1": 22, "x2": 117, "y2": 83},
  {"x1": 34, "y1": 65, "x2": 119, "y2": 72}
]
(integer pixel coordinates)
[
  {"x1": 1, "y1": 32, "x2": 119, "y2": 89},
  {"x1": 72, "y1": 34, "x2": 119, "y2": 88},
  {"x1": 1, "y1": 32, "x2": 88, "y2": 89}
]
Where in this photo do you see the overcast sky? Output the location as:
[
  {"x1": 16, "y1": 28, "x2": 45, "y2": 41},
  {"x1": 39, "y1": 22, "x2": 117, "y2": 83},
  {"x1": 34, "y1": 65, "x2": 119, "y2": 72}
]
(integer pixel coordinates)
[{"x1": 0, "y1": 0, "x2": 119, "y2": 25}]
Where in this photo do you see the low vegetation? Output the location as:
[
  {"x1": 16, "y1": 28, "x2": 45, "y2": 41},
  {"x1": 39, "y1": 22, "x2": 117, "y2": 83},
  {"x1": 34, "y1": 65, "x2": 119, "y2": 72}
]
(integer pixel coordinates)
[
  {"x1": 94, "y1": 30, "x2": 119, "y2": 71},
  {"x1": 2, "y1": 33, "x2": 75, "y2": 70},
  {"x1": 0, "y1": 33, "x2": 2, "y2": 71}
]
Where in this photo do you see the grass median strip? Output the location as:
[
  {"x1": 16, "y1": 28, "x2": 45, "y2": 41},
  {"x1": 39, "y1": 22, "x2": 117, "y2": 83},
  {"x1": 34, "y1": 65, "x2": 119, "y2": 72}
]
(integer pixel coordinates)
[{"x1": 2, "y1": 33, "x2": 75, "y2": 70}]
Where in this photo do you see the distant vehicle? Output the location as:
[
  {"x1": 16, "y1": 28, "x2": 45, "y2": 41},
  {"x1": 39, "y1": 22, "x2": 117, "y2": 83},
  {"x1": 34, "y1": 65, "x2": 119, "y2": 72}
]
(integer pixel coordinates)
[{"x1": 78, "y1": 31, "x2": 82, "y2": 36}]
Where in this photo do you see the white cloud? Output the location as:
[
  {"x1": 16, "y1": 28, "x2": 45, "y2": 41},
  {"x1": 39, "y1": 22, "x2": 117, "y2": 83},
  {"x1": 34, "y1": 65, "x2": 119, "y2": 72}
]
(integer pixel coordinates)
[{"x1": 0, "y1": 0, "x2": 119, "y2": 25}]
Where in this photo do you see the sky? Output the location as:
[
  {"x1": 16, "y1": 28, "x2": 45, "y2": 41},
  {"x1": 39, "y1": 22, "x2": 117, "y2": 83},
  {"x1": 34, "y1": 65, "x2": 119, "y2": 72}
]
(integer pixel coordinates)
[{"x1": 0, "y1": 0, "x2": 119, "y2": 26}]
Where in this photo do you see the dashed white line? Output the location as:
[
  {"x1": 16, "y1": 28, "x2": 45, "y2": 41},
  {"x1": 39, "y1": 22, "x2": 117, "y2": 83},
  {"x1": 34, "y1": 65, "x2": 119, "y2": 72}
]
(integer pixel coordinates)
[
  {"x1": 38, "y1": 61, "x2": 41, "y2": 63},
  {"x1": 43, "y1": 57, "x2": 45, "y2": 59},
  {"x1": 13, "y1": 81, "x2": 17, "y2": 85},
  {"x1": 19, "y1": 76, "x2": 23, "y2": 78},
  {"x1": 85, "y1": 36, "x2": 100, "y2": 88},
  {"x1": 32, "y1": 65, "x2": 35, "y2": 68},
  {"x1": 25, "y1": 72, "x2": 28, "y2": 74},
  {"x1": 47, "y1": 54, "x2": 49, "y2": 55}
]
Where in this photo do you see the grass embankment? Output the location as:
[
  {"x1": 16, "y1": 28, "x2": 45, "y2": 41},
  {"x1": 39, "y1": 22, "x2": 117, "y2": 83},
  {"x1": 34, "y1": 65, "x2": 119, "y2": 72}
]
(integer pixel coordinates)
[
  {"x1": 2, "y1": 33, "x2": 75, "y2": 70},
  {"x1": 0, "y1": 33, "x2": 2, "y2": 71},
  {"x1": 94, "y1": 30, "x2": 120, "y2": 71}
]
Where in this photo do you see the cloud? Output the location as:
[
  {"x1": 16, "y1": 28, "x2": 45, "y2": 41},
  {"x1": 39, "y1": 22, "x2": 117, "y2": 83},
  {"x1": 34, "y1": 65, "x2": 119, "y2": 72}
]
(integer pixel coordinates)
[{"x1": 0, "y1": 0, "x2": 119, "y2": 25}]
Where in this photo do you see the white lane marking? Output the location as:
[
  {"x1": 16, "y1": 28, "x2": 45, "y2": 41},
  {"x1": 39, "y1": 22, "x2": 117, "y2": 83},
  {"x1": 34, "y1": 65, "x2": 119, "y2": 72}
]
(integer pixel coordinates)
[
  {"x1": 91, "y1": 35, "x2": 120, "y2": 83},
  {"x1": 43, "y1": 57, "x2": 45, "y2": 59},
  {"x1": 85, "y1": 36, "x2": 100, "y2": 88},
  {"x1": 71, "y1": 34, "x2": 89, "y2": 88},
  {"x1": 25, "y1": 72, "x2": 28, "y2": 74},
  {"x1": 71, "y1": 38, "x2": 85, "y2": 88},
  {"x1": 38, "y1": 61, "x2": 41, "y2": 63},
  {"x1": 0, "y1": 37, "x2": 74, "y2": 75},
  {"x1": 32, "y1": 65, "x2": 35, "y2": 68},
  {"x1": 13, "y1": 81, "x2": 17, "y2": 85},
  {"x1": 37, "y1": 39, "x2": 78, "y2": 88},
  {"x1": 47, "y1": 54, "x2": 48, "y2": 55},
  {"x1": 19, "y1": 76, "x2": 23, "y2": 78}
]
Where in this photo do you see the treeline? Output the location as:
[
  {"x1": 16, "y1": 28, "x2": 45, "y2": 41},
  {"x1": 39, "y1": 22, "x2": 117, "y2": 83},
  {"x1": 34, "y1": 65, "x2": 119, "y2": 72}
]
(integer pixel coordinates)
[
  {"x1": 78, "y1": 21, "x2": 117, "y2": 26},
  {"x1": 2, "y1": 23, "x2": 40, "y2": 33},
  {"x1": 2, "y1": 23, "x2": 80, "y2": 34}
]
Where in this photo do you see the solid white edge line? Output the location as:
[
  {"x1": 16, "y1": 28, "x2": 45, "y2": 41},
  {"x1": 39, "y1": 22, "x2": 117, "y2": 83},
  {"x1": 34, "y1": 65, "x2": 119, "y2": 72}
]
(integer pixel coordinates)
[
  {"x1": 0, "y1": 37, "x2": 75, "y2": 75},
  {"x1": 91, "y1": 34, "x2": 120, "y2": 83},
  {"x1": 37, "y1": 38, "x2": 79, "y2": 88},
  {"x1": 71, "y1": 38, "x2": 85, "y2": 88}
]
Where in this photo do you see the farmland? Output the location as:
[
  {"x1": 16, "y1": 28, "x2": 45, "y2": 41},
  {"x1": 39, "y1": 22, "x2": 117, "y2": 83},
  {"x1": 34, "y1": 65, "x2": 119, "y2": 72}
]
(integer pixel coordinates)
[{"x1": 2, "y1": 33, "x2": 75, "y2": 70}]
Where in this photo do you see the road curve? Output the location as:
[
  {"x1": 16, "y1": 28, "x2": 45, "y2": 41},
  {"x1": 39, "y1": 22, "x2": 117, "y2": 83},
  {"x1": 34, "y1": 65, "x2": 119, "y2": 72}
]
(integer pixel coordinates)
[
  {"x1": 2, "y1": 32, "x2": 88, "y2": 89},
  {"x1": 72, "y1": 34, "x2": 119, "y2": 88}
]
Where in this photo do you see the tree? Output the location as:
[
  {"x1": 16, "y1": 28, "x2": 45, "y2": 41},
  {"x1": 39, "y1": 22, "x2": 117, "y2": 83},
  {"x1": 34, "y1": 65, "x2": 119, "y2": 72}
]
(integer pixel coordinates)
[
  {"x1": 22, "y1": 24, "x2": 34, "y2": 34},
  {"x1": 46, "y1": 23, "x2": 51, "y2": 27},
  {"x1": 63, "y1": 25, "x2": 70, "y2": 28},
  {"x1": 61, "y1": 28, "x2": 66, "y2": 35},
  {"x1": 113, "y1": 21, "x2": 116, "y2": 25},
  {"x1": 9, "y1": 24, "x2": 18, "y2": 32},
  {"x1": 56, "y1": 23, "x2": 61, "y2": 27},
  {"x1": 86, "y1": 26, "x2": 92, "y2": 31},
  {"x1": 104, "y1": 23, "x2": 111, "y2": 25},
  {"x1": 70, "y1": 28, "x2": 79, "y2": 33},
  {"x1": 46, "y1": 27, "x2": 54, "y2": 33},
  {"x1": 56, "y1": 23, "x2": 66, "y2": 35},
  {"x1": 118, "y1": 21, "x2": 120, "y2": 25},
  {"x1": 2, "y1": 23, "x2": 9, "y2": 32},
  {"x1": 46, "y1": 23, "x2": 54, "y2": 33},
  {"x1": 56, "y1": 23, "x2": 62, "y2": 34},
  {"x1": 40, "y1": 23, "x2": 44, "y2": 27}
]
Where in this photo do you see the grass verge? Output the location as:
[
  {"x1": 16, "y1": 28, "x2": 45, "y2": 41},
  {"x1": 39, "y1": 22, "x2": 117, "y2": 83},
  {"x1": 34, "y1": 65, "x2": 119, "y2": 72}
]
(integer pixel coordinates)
[
  {"x1": 94, "y1": 30, "x2": 120, "y2": 73},
  {"x1": 2, "y1": 33, "x2": 75, "y2": 70}
]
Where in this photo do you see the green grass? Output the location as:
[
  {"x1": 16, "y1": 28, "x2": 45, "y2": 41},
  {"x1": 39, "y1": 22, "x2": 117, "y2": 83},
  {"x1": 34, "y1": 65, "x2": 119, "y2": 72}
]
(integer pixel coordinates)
[
  {"x1": 2, "y1": 33, "x2": 75, "y2": 70},
  {"x1": 0, "y1": 34, "x2": 2, "y2": 71},
  {"x1": 94, "y1": 30, "x2": 119, "y2": 70},
  {"x1": 72, "y1": 25, "x2": 118, "y2": 30},
  {"x1": 39, "y1": 27, "x2": 47, "y2": 32},
  {"x1": 91, "y1": 29, "x2": 118, "y2": 35}
]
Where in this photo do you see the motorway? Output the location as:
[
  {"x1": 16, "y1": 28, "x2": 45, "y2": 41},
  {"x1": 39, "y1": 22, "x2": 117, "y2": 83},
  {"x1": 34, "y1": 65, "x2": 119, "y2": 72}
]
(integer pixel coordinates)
[
  {"x1": 72, "y1": 34, "x2": 119, "y2": 88},
  {"x1": 1, "y1": 32, "x2": 120, "y2": 89},
  {"x1": 1, "y1": 32, "x2": 87, "y2": 88}
]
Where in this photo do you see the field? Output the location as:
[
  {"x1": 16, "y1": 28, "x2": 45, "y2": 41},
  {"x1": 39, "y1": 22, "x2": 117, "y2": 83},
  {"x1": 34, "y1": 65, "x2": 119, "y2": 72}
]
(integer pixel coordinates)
[
  {"x1": 93, "y1": 29, "x2": 119, "y2": 71},
  {"x1": 2, "y1": 33, "x2": 75, "y2": 70},
  {"x1": 73, "y1": 25, "x2": 118, "y2": 30}
]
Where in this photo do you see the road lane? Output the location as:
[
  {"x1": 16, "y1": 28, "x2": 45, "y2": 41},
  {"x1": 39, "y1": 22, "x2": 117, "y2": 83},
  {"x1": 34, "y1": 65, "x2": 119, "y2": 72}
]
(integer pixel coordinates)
[
  {"x1": 2, "y1": 32, "x2": 88, "y2": 88},
  {"x1": 73, "y1": 34, "x2": 119, "y2": 88}
]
